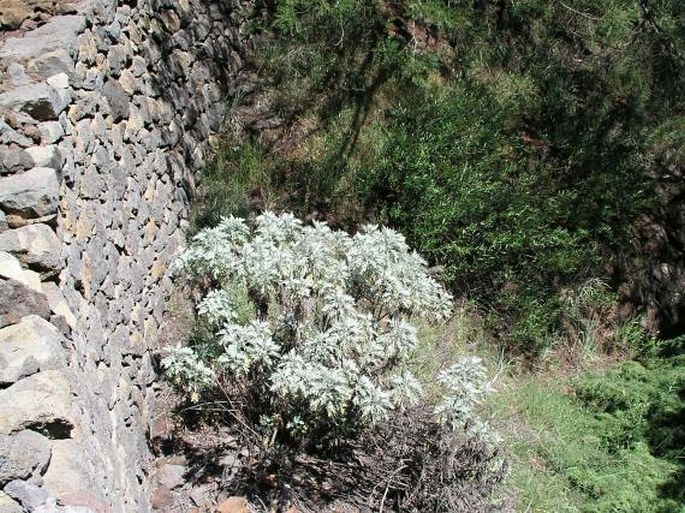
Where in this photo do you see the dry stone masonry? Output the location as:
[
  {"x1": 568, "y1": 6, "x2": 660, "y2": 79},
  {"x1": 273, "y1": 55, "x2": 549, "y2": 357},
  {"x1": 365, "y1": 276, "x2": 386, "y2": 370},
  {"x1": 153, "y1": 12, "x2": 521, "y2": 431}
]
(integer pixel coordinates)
[{"x1": 0, "y1": 1, "x2": 260, "y2": 511}]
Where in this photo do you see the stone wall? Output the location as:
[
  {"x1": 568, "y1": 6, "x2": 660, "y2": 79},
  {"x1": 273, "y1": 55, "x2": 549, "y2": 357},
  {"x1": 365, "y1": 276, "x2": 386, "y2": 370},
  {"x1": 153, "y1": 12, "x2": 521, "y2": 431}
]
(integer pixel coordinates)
[{"x1": 0, "y1": 1, "x2": 259, "y2": 511}]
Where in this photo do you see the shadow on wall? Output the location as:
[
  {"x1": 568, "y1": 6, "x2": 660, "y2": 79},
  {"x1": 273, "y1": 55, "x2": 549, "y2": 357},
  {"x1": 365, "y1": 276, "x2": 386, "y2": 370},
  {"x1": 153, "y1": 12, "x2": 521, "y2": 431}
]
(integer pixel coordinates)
[{"x1": 135, "y1": 0, "x2": 266, "y2": 197}]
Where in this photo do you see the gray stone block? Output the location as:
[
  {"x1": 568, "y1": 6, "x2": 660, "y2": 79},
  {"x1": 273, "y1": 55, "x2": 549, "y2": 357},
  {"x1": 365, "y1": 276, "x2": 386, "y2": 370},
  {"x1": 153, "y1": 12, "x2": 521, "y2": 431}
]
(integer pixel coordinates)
[
  {"x1": 189, "y1": 19, "x2": 211, "y2": 41},
  {"x1": 0, "y1": 146, "x2": 34, "y2": 175},
  {"x1": 0, "y1": 84, "x2": 62, "y2": 121},
  {"x1": 41, "y1": 440, "x2": 94, "y2": 500},
  {"x1": 0, "y1": 278, "x2": 50, "y2": 329},
  {"x1": 130, "y1": 56, "x2": 147, "y2": 78},
  {"x1": 0, "y1": 224, "x2": 62, "y2": 275},
  {"x1": 28, "y1": 49, "x2": 74, "y2": 82},
  {"x1": 0, "y1": 119, "x2": 37, "y2": 148},
  {"x1": 102, "y1": 79, "x2": 129, "y2": 122},
  {"x1": 38, "y1": 122, "x2": 64, "y2": 145},
  {"x1": 170, "y1": 30, "x2": 192, "y2": 52},
  {"x1": 73, "y1": 119, "x2": 95, "y2": 160},
  {"x1": 118, "y1": 69, "x2": 139, "y2": 95},
  {"x1": 25, "y1": 146, "x2": 63, "y2": 170},
  {"x1": 0, "y1": 430, "x2": 52, "y2": 485},
  {"x1": 79, "y1": 166, "x2": 102, "y2": 200},
  {"x1": 4, "y1": 481, "x2": 50, "y2": 511},
  {"x1": 76, "y1": 30, "x2": 97, "y2": 65},
  {"x1": 91, "y1": 113, "x2": 107, "y2": 143},
  {"x1": 70, "y1": 91, "x2": 99, "y2": 122},
  {"x1": 0, "y1": 167, "x2": 59, "y2": 219},
  {"x1": 107, "y1": 44, "x2": 128, "y2": 76},
  {"x1": 0, "y1": 15, "x2": 86, "y2": 62},
  {"x1": 123, "y1": 104, "x2": 143, "y2": 141},
  {"x1": 0, "y1": 251, "x2": 40, "y2": 292},
  {"x1": 0, "y1": 315, "x2": 64, "y2": 384},
  {"x1": 0, "y1": 370, "x2": 74, "y2": 436}
]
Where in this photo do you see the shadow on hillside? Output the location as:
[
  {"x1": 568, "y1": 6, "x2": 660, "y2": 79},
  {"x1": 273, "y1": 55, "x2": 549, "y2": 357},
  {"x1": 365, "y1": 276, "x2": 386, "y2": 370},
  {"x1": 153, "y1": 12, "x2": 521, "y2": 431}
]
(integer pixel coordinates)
[
  {"x1": 650, "y1": 380, "x2": 685, "y2": 505},
  {"x1": 646, "y1": 337, "x2": 685, "y2": 507}
]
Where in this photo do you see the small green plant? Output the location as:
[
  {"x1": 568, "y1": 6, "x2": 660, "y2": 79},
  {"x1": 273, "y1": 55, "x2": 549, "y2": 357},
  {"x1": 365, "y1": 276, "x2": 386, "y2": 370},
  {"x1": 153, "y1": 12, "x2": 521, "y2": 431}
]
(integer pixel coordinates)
[{"x1": 163, "y1": 212, "x2": 492, "y2": 446}]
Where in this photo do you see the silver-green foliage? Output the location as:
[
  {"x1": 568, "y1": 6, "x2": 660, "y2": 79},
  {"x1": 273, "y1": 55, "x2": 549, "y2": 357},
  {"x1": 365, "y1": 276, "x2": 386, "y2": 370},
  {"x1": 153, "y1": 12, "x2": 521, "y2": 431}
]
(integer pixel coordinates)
[{"x1": 162, "y1": 212, "x2": 488, "y2": 436}]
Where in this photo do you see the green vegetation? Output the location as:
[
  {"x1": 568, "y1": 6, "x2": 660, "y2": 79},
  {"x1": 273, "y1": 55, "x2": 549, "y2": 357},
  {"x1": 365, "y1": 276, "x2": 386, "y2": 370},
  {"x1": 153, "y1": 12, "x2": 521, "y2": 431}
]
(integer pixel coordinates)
[
  {"x1": 196, "y1": 0, "x2": 684, "y2": 353},
  {"x1": 190, "y1": 142, "x2": 275, "y2": 228},
  {"x1": 180, "y1": 0, "x2": 685, "y2": 510},
  {"x1": 494, "y1": 344, "x2": 685, "y2": 512}
]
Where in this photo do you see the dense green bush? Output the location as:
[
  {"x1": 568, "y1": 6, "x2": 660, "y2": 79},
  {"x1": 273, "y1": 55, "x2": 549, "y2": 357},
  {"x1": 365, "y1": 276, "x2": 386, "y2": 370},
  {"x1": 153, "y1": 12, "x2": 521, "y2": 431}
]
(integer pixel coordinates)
[
  {"x1": 360, "y1": 86, "x2": 620, "y2": 351},
  {"x1": 575, "y1": 347, "x2": 685, "y2": 463}
]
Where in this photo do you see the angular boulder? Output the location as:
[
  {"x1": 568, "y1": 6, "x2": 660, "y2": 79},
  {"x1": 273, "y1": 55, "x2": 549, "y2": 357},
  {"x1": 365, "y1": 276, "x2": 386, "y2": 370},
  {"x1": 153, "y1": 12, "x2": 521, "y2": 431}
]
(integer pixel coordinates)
[
  {"x1": 0, "y1": 119, "x2": 33, "y2": 148},
  {"x1": 103, "y1": 79, "x2": 130, "y2": 122},
  {"x1": 0, "y1": 430, "x2": 52, "y2": 485},
  {"x1": 42, "y1": 439, "x2": 94, "y2": 499},
  {"x1": 0, "y1": 167, "x2": 59, "y2": 219},
  {"x1": 0, "y1": 370, "x2": 74, "y2": 437},
  {"x1": 0, "y1": 84, "x2": 63, "y2": 121},
  {"x1": 3, "y1": 479, "x2": 49, "y2": 511},
  {"x1": 0, "y1": 278, "x2": 50, "y2": 329},
  {"x1": 0, "y1": 224, "x2": 62, "y2": 275},
  {"x1": 0, "y1": 14, "x2": 86, "y2": 63},
  {"x1": 0, "y1": 251, "x2": 40, "y2": 291},
  {"x1": 38, "y1": 121, "x2": 64, "y2": 145},
  {"x1": 25, "y1": 146, "x2": 62, "y2": 169},
  {"x1": 0, "y1": 146, "x2": 34, "y2": 175},
  {"x1": 0, "y1": 315, "x2": 63, "y2": 384}
]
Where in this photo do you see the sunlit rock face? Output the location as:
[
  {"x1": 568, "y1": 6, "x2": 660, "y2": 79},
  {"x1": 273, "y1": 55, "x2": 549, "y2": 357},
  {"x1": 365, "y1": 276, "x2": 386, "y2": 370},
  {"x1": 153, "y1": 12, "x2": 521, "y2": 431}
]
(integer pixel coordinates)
[{"x1": 0, "y1": 0, "x2": 260, "y2": 510}]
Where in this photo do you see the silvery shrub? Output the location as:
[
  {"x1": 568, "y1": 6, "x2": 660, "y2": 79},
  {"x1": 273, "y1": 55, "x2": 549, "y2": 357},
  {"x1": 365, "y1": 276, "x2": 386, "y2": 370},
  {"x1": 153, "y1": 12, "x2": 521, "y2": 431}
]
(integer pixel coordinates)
[{"x1": 162, "y1": 212, "x2": 490, "y2": 441}]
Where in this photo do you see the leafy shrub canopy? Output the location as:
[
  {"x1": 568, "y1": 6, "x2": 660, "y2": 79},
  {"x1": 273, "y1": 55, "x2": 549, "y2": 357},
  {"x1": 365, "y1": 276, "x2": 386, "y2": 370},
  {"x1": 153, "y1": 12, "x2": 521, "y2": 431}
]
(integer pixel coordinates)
[{"x1": 163, "y1": 213, "x2": 490, "y2": 444}]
